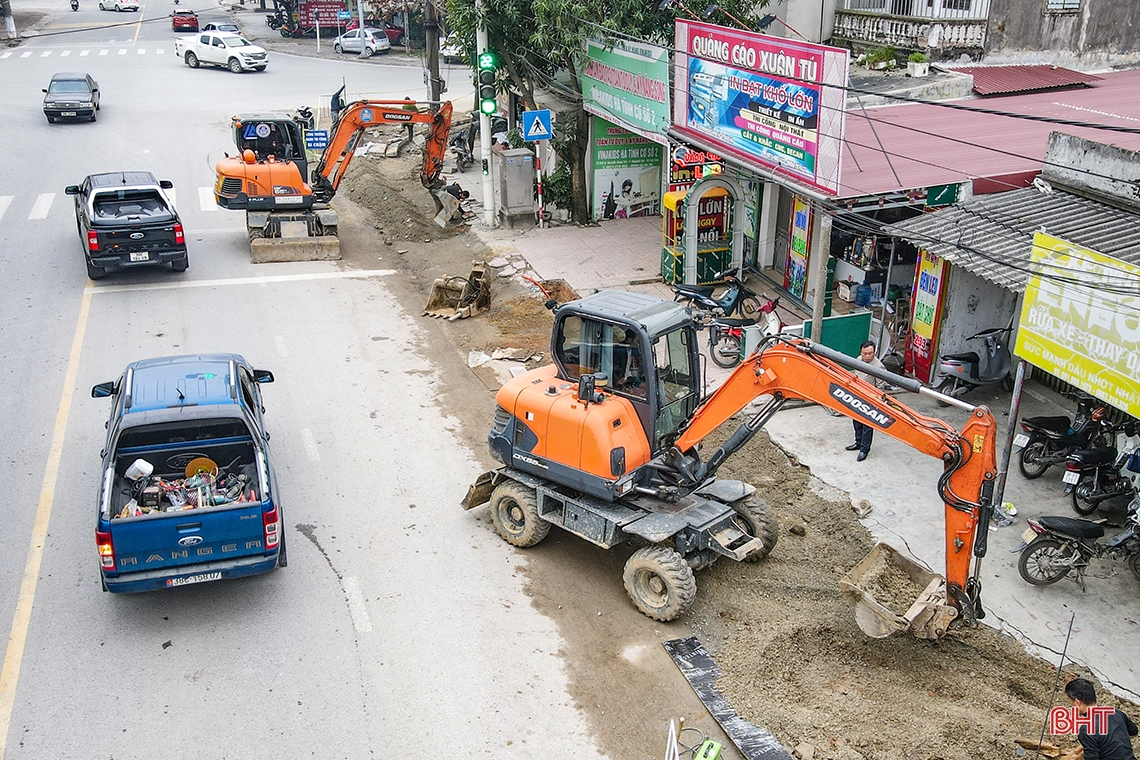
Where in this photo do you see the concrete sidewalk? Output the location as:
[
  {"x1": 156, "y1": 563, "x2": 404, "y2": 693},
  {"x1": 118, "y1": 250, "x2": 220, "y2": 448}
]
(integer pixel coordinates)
[{"x1": 469, "y1": 216, "x2": 1140, "y2": 701}]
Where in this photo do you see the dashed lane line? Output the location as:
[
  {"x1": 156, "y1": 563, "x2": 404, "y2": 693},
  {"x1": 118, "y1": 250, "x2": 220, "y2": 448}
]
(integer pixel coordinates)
[
  {"x1": 0, "y1": 197, "x2": 11, "y2": 224},
  {"x1": 197, "y1": 186, "x2": 217, "y2": 212},
  {"x1": 28, "y1": 194, "x2": 54, "y2": 221}
]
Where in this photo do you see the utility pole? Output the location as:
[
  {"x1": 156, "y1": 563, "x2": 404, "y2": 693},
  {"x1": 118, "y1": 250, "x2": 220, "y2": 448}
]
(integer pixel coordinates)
[
  {"x1": 810, "y1": 209, "x2": 832, "y2": 342},
  {"x1": 357, "y1": 0, "x2": 366, "y2": 59},
  {"x1": 424, "y1": 0, "x2": 442, "y2": 104},
  {"x1": 475, "y1": 0, "x2": 496, "y2": 227},
  {"x1": 1, "y1": 0, "x2": 16, "y2": 40}
]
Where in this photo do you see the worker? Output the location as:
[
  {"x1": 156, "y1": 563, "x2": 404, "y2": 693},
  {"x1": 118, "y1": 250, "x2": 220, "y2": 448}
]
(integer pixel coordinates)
[
  {"x1": 845, "y1": 340, "x2": 887, "y2": 461},
  {"x1": 402, "y1": 97, "x2": 417, "y2": 141},
  {"x1": 431, "y1": 182, "x2": 470, "y2": 229},
  {"x1": 1064, "y1": 678, "x2": 1138, "y2": 760},
  {"x1": 331, "y1": 85, "x2": 346, "y2": 123},
  {"x1": 613, "y1": 328, "x2": 645, "y2": 397}
]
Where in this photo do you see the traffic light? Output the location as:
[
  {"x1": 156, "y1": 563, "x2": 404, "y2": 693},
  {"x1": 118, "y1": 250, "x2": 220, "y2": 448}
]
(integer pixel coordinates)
[{"x1": 477, "y1": 50, "x2": 497, "y2": 116}]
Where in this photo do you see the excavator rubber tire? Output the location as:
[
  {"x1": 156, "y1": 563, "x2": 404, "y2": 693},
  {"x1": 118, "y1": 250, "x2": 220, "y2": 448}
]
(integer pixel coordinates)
[
  {"x1": 622, "y1": 546, "x2": 696, "y2": 622},
  {"x1": 730, "y1": 494, "x2": 779, "y2": 562},
  {"x1": 489, "y1": 481, "x2": 550, "y2": 548}
]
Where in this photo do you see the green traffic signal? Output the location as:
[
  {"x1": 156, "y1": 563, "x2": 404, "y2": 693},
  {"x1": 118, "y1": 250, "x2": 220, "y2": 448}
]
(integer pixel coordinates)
[
  {"x1": 477, "y1": 49, "x2": 497, "y2": 114},
  {"x1": 477, "y1": 51, "x2": 496, "y2": 70}
]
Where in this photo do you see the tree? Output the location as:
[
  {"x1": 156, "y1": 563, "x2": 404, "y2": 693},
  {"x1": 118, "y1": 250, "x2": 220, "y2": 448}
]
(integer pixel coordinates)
[{"x1": 444, "y1": 0, "x2": 771, "y2": 223}]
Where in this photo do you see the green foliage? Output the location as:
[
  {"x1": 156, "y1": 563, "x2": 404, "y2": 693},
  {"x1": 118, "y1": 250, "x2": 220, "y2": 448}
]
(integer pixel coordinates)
[
  {"x1": 505, "y1": 127, "x2": 526, "y2": 149},
  {"x1": 908, "y1": 51, "x2": 929, "y2": 63},
  {"x1": 864, "y1": 46, "x2": 896, "y2": 66},
  {"x1": 543, "y1": 163, "x2": 573, "y2": 210}
]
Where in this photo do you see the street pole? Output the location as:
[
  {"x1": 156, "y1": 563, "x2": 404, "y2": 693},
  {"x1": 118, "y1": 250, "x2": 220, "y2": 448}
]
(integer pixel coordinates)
[
  {"x1": 315, "y1": 13, "x2": 320, "y2": 53},
  {"x1": 424, "y1": 0, "x2": 441, "y2": 104},
  {"x1": 810, "y1": 209, "x2": 832, "y2": 342},
  {"x1": 357, "y1": 0, "x2": 365, "y2": 58},
  {"x1": 475, "y1": 0, "x2": 496, "y2": 227}
]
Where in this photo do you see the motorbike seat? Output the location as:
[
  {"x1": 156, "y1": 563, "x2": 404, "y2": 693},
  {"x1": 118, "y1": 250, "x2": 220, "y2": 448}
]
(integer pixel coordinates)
[
  {"x1": 713, "y1": 317, "x2": 757, "y2": 328},
  {"x1": 1066, "y1": 447, "x2": 1117, "y2": 467},
  {"x1": 673, "y1": 284, "x2": 717, "y2": 299},
  {"x1": 1038, "y1": 515, "x2": 1105, "y2": 539},
  {"x1": 942, "y1": 351, "x2": 980, "y2": 365},
  {"x1": 1023, "y1": 416, "x2": 1073, "y2": 435}
]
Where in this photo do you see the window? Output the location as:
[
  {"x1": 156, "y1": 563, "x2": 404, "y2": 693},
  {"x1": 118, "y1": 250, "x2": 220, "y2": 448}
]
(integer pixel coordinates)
[
  {"x1": 91, "y1": 189, "x2": 174, "y2": 222},
  {"x1": 1045, "y1": 0, "x2": 1079, "y2": 8},
  {"x1": 652, "y1": 328, "x2": 698, "y2": 450},
  {"x1": 943, "y1": 0, "x2": 971, "y2": 9}
]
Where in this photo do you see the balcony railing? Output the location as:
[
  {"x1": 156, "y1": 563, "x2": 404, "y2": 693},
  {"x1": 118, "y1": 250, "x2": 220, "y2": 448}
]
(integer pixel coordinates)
[{"x1": 834, "y1": 0, "x2": 989, "y2": 50}]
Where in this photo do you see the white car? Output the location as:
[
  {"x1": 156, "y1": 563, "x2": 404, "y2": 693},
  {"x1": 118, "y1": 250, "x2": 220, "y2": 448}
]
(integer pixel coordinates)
[
  {"x1": 174, "y1": 32, "x2": 269, "y2": 72},
  {"x1": 98, "y1": 0, "x2": 137, "y2": 10},
  {"x1": 201, "y1": 22, "x2": 241, "y2": 34},
  {"x1": 440, "y1": 34, "x2": 464, "y2": 64},
  {"x1": 333, "y1": 29, "x2": 390, "y2": 57}
]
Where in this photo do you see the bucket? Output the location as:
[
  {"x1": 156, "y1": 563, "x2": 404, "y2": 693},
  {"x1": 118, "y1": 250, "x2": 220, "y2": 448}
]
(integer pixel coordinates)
[
  {"x1": 125, "y1": 459, "x2": 154, "y2": 481},
  {"x1": 854, "y1": 284, "x2": 872, "y2": 307},
  {"x1": 839, "y1": 542, "x2": 958, "y2": 640}
]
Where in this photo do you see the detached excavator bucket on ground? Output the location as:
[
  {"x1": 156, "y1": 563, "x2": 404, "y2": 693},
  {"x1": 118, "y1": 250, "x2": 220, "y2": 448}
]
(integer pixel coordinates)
[
  {"x1": 423, "y1": 261, "x2": 491, "y2": 320},
  {"x1": 839, "y1": 543, "x2": 960, "y2": 641}
]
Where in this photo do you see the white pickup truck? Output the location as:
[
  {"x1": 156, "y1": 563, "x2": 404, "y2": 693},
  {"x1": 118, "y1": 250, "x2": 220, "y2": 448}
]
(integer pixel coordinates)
[{"x1": 174, "y1": 32, "x2": 268, "y2": 73}]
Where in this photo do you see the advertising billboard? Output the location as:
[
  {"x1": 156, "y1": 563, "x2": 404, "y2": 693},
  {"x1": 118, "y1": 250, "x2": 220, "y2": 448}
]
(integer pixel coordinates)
[
  {"x1": 672, "y1": 20, "x2": 848, "y2": 195},
  {"x1": 785, "y1": 196, "x2": 812, "y2": 299},
  {"x1": 582, "y1": 38, "x2": 670, "y2": 144},
  {"x1": 907, "y1": 250, "x2": 949, "y2": 383},
  {"x1": 591, "y1": 116, "x2": 664, "y2": 221},
  {"x1": 1015, "y1": 232, "x2": 1140, "y2": 418}
]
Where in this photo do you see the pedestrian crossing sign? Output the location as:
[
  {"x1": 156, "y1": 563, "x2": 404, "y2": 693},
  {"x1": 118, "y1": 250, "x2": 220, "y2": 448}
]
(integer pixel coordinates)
[{"x1": 521, "y1": 109, "x2": 553, "y2": 142}]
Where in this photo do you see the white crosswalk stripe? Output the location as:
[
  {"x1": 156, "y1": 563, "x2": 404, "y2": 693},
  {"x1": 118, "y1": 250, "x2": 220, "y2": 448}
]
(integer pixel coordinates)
[
  {"x1": 60, "y1": 50, "x2": 71, "y2": 57},
  {"x1": 118, "y1": 49, "x2": 127, "y2": 55},
  {"x1": 39, "y1": 51, "x2": 51, "y2": 57},
  {"x1": 99, "y1": 49, "x2": 108, "y2": 56},
  {"x1": 80, "y1": 50, "x2": 89, "y2": 56},
  {"x1": 156, "y1": 48, "x2": 165, "y2": 54},
  {"x1": 137, "y1": 48, "x2": 145, "y2": 54},
  {"x1": 0, "y1": 196, "x2": 12, "y2": 224},
  {"x1": 20, "y1": 51, "x2": 31, "y2": 58},
  {"x1": 0, "y1": 52, "x2": 11, "y2": 59},
  {"x1": 28, "y1": 193, "x2": 55, "y2": 221},
  {"x1": 198, "y1": 187, "x2": 218, "y2": 212}
]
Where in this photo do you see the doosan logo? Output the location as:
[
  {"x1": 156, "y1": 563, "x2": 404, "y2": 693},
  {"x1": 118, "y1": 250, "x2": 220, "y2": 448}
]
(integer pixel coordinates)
[{"x1": 829, "y1": 384, "x2": 894, "y2": 428}]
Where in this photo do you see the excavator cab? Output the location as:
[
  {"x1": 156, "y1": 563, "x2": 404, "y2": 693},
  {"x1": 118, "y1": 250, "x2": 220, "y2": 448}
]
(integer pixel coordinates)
[{"x1": 230, "y1": 114, "x2": 309, "y2": 180}]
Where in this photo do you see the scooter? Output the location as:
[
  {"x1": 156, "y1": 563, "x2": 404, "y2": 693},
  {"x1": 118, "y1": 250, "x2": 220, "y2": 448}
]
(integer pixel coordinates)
[
  {"x1": 450, "y1": 125, "x2": 475, "y2": 172},
  {"x1": 1015, "y1": 390, "x2": 1112, "y2": 479},
  {"x1": 70, "y1": 0, "x2": 79, "y2": 10},
  {"x1": 671, "y1": 268, "x2": 762, "y2": 321},
  {"x1": 1015, "y1": 495, "x2": 1140, "y2": 588},
  {"x1": 1064, "y1": 422, "x2": 1140, "y2": 515},
  {"x1": 932, "y1": 327, "x2": 1014, "y2": 400},
  {"x1": 707, "y1": 297, "x2": 783, "y2": 369}
]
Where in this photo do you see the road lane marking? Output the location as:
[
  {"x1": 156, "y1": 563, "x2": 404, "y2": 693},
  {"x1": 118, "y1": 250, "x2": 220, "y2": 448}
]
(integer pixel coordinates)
[
  {"x1": 132, "y1": 0, "x2": 144, "y2": 44},
  {"x1": 19, "y1": 52, "x2": 31, "y2": 58},
  {"x1": 28, "y1": 194, "x2": 54, "y2": 220},
  {"x1": 301, "y1": 429, "x2": 320, "y2": 460},
  {"x1": 0, "y1": 197, "x2": 11, "y2": 224},
  {"x1": 99, "y1": 49, "x2": 108, "y2": 55},
  {"x1": 0, "y1": 285, "x2": 93, "y2": 760},
  {"x1": 60, "y1": 50, "x2": 71, "y2": 57},
  {"x1": 89, "y1": 270, "x2": 396, "y2": 294},
  {"x1": 342, "y1": 577, "x2": 372, "y2": 633},
  {"x1": 39, "y1": 51, "x2": 51, "y2": 57},
  {"x1": 0, "y1": 52, "x2": 11, "y2": 59},
  {"x1": 274, "y1": 334, "x2": 288, "y2": 357},
  {"x1": 198, "y1": 186, "x2": 217, "y2": 212},
  {"x1": 80, "y1": 50, "x2": 89, "y2": 56},
  {"x1": 137, "y1": 48, "x2": 145, "y2": 54},
  {"x1": 164, "y1": 188, "x2": 176, "y2": 209},
  {"x1": 156, "y1": 47, "x2": 164, "y2": 54},
  {"x1": 118, "y1": 49, "x2": 127, "y2": 55}
]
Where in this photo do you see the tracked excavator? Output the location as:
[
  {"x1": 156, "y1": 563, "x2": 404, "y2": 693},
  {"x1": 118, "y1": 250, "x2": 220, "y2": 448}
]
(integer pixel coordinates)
[
  {"x1": 214, "y1": 100, "x2": 453, "y2": 261},
  {"x1": 463, "y1": 291, "x2": 999, "y2": 639}
]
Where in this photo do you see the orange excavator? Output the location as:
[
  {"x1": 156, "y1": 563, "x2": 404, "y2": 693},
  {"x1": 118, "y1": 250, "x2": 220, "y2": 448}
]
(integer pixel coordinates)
[
  {"x1": 214, "y1": 100, "x2": 453, "y2": 259},
  {"x1": 463, "y1": 290, "x2": 999, "y2": 639}
]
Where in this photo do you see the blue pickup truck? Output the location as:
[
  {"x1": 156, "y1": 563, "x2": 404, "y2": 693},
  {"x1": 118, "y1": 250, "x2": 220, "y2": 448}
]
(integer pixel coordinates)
[{"x1": 92, "y1": 354, "x2": 286, "y2": 592}]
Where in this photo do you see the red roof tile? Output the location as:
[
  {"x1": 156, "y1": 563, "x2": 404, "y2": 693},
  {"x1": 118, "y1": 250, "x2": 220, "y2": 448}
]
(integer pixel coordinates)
[{"x1": 951, "y1": 64, "x2": 1103, "y2": 96}]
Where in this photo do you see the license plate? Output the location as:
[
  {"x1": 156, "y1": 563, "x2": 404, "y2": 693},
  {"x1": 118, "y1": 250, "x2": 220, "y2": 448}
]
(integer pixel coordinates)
[
  {"x1": 167, "y1": 571, "x2": 222, "y2": 587},
  {"x1": 1062, "y1": 470, "x2": 1081, "y2": 485},
  {"x1": 129, "y1": 251, "x2": 149, "y2": 262},
  {"x1": 1021, "y1": 527, "x2": 1037, "y2": 545},
  {"x1": 1013, "y1": 434, "x2": 1029, "y2": 449},
  {"x1": 62, "y1": 111, "x2": 77, "y2": 117},
  {"x1": 275, "y1": 196, "x2": 304, "y2": 205}
]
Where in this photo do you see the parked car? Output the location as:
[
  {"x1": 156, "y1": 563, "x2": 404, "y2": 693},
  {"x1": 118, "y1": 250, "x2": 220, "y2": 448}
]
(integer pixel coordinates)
[
  {"x1": 201, "y1": 21, "x2": 240, "y2": 33},
  {"x1": 42, "y1": 72, "x2": 99, "y2": 123},
  {"x1": 92, "y1": 353, "x2": 285, "y2": 593},
  {"x1": 98, "y1": 0, "x2": 137, "y2": 10},
  {"x1": 65, "y1": 171, "x2": 188, "y2": 279},
  {"x1": 332, "y1": 28, "x2": 390, "y2": 56},
  {"x1": 440, "y1": 34, "x2": 464, "y2": 64},
  {"x1": 346, "y1": 18, "x2": 404, "y2": 45},
  {"x1": 171, "y1": 9, "x2": 198, "y2": 31},
  {"x1": 174, "y1": 32, "x2": 269, "y2": 72}
]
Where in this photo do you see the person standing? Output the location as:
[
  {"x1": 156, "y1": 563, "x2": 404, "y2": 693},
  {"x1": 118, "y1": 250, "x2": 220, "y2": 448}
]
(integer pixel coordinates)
[
  {"x1": 1064, "y1": 678, "x2": 1138, "y2": 760},
  {"x1": 846, "y1": 340, "x2": 887, "y2": 462}
]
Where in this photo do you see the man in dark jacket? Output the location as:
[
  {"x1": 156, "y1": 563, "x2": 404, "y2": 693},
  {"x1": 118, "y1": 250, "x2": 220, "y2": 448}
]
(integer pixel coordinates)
[{"x1": 1065, "y1": 678, "x2": 1138, "y2": 760}]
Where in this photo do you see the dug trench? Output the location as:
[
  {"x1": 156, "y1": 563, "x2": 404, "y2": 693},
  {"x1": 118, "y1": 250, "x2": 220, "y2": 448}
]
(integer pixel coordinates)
[{"x1": 334, "y1": 145, "x2": 1137, "y2": 759}]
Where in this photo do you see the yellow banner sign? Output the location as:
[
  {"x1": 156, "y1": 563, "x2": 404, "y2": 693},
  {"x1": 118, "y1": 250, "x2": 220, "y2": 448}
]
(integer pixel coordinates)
[{"x1": 1015, "y1": 232, "x2": 1140, "y2": 418}]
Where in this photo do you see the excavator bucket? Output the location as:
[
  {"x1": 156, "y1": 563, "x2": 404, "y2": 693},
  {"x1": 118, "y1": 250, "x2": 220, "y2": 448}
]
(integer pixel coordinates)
[
  {"x1": 839, "y1": 543, "x2": 960, "y2": 641},
  {"x1": 423, "y1": 261, "x2": 491, "y2": 320}
]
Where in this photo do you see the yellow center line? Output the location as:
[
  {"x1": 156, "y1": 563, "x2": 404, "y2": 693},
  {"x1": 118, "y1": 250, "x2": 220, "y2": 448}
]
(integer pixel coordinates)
[
  {"x1": 0, "y1": 284, "x2": 93, "y2": 760},
  {"x1": 131, "y1": 0, "x2": 146, "y2": 44}
]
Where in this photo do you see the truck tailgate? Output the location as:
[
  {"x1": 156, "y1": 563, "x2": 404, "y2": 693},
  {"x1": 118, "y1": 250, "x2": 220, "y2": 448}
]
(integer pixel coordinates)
[
  {"x1": 110, "y1": 503, "x2": 266, "y2": 574},
  {"x1": 97, "y1": 224, "x2": 180, "y2": 255}
]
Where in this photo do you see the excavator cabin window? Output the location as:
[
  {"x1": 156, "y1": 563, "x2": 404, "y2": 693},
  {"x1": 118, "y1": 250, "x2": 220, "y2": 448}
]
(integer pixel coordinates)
[
  {"x1": 651, "y1": 328, "x2": 698, "y2": 449},
  {"x1": 238, "y1": 121, "x2": 303, "y2": 162},
  {"x1": 555, "y1": 317, "x2": 646, "y2": 400}
]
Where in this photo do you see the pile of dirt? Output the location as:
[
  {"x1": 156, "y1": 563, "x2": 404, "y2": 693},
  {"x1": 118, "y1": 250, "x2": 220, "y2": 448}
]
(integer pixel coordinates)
[{"x1": 690, "y1": 425, "x2": 1136, "y2": 760}]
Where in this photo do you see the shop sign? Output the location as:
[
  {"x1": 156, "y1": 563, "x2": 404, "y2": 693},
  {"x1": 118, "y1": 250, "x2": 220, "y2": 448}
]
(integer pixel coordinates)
[
  {"x1": 1015, "y1": 232, "x2": 1140, "y2": 419},
  {"x1": 907, "y1": 249, "x2": 949, "y2": 383},
  {"x1": 302, "y1": 0, "x2": 346, "y2": 25},
  {"x1": 591, "y1": 116, "x2": 664, "y2": 221},
  {"x1": 669, "y1": 145, "x2": 723, "y2": 192},
  {"x1": 925, "y1": 183, "x2": 959, "y2": 208},
  {"x1": 784, "y1": 195, "x2": 811, "y2": 299},
  {"x1": 672, "y1": 20, "x2": 849, "y2": 195},
  {"x1": 582, "y1": 38, "x2": 670, "y2": 144}
]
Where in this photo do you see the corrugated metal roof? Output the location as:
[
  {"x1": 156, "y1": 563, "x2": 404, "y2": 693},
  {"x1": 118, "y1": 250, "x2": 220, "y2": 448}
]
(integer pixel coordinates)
[
  {"x1": 950, "y1": 65, "x2": 1103, "y2": 96},
  {"x1": 885, "y1": 186, "x2": 1140, "y2": 292}
]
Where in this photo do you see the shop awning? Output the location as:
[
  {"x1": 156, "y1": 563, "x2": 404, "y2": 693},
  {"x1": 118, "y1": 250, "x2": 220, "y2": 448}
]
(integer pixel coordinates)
[{"x1": 884, "y1": 185, "x2": 1140, "y2": 293}]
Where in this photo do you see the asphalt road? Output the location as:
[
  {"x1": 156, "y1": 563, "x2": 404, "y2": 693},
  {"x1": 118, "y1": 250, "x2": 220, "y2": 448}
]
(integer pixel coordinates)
[{"x1": 0, "y1": 5, "x2": 600, "y2": 759}]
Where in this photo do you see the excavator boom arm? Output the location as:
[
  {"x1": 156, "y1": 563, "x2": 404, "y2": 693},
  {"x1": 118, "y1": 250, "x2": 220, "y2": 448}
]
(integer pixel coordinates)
[
  {"x1": 672, "y1": 338, "x2": 998, "y2": 599},
  {"x1": 312, "y1": 100, "x2": 453, "y2": 199}
]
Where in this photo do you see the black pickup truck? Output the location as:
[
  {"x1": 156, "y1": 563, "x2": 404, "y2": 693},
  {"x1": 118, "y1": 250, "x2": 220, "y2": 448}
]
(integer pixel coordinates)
[{"x1": 66, "y1": 171, "x2": 190, "y2": 280}]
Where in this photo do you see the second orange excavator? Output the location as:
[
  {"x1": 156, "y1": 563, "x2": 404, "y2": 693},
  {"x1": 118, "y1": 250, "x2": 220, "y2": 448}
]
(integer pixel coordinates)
[
  {"x1": 213, "y1": 100, "x2": 453, "y2": 259},
  {"x1": 463, "y1": 290, "x2": 999, "y2": 639}
]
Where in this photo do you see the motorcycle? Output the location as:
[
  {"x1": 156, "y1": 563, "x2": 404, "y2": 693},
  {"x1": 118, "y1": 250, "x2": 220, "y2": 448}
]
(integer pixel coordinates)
[
  {"x1": 707, "y1": 297, "x2": 784, "y2": 369},
  {"x1": 450, "y1": 125, "x2": 475, "y2": 172},
  {"x1": 671, "y1": 268, "x2": 762, "y2": 321},
  {"x1": 932, "y1": 327, "x2": 1014, "y2": 401},
  {"x1": 70, "y1": 0, "x2": 79, "y2": 10},
  {"x1": 1064, "y1": 422, "x2": 1140, "y2": 515},
  {"x1": 1016, "y1": 495, "x2": 1140, "y2": 587},
  {"x1": 1014, "y1": 390, "x2": 1112, "y2": 479},
  {"x1": 266, "y1": 13, "x2": 283, "y2": 29}
]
